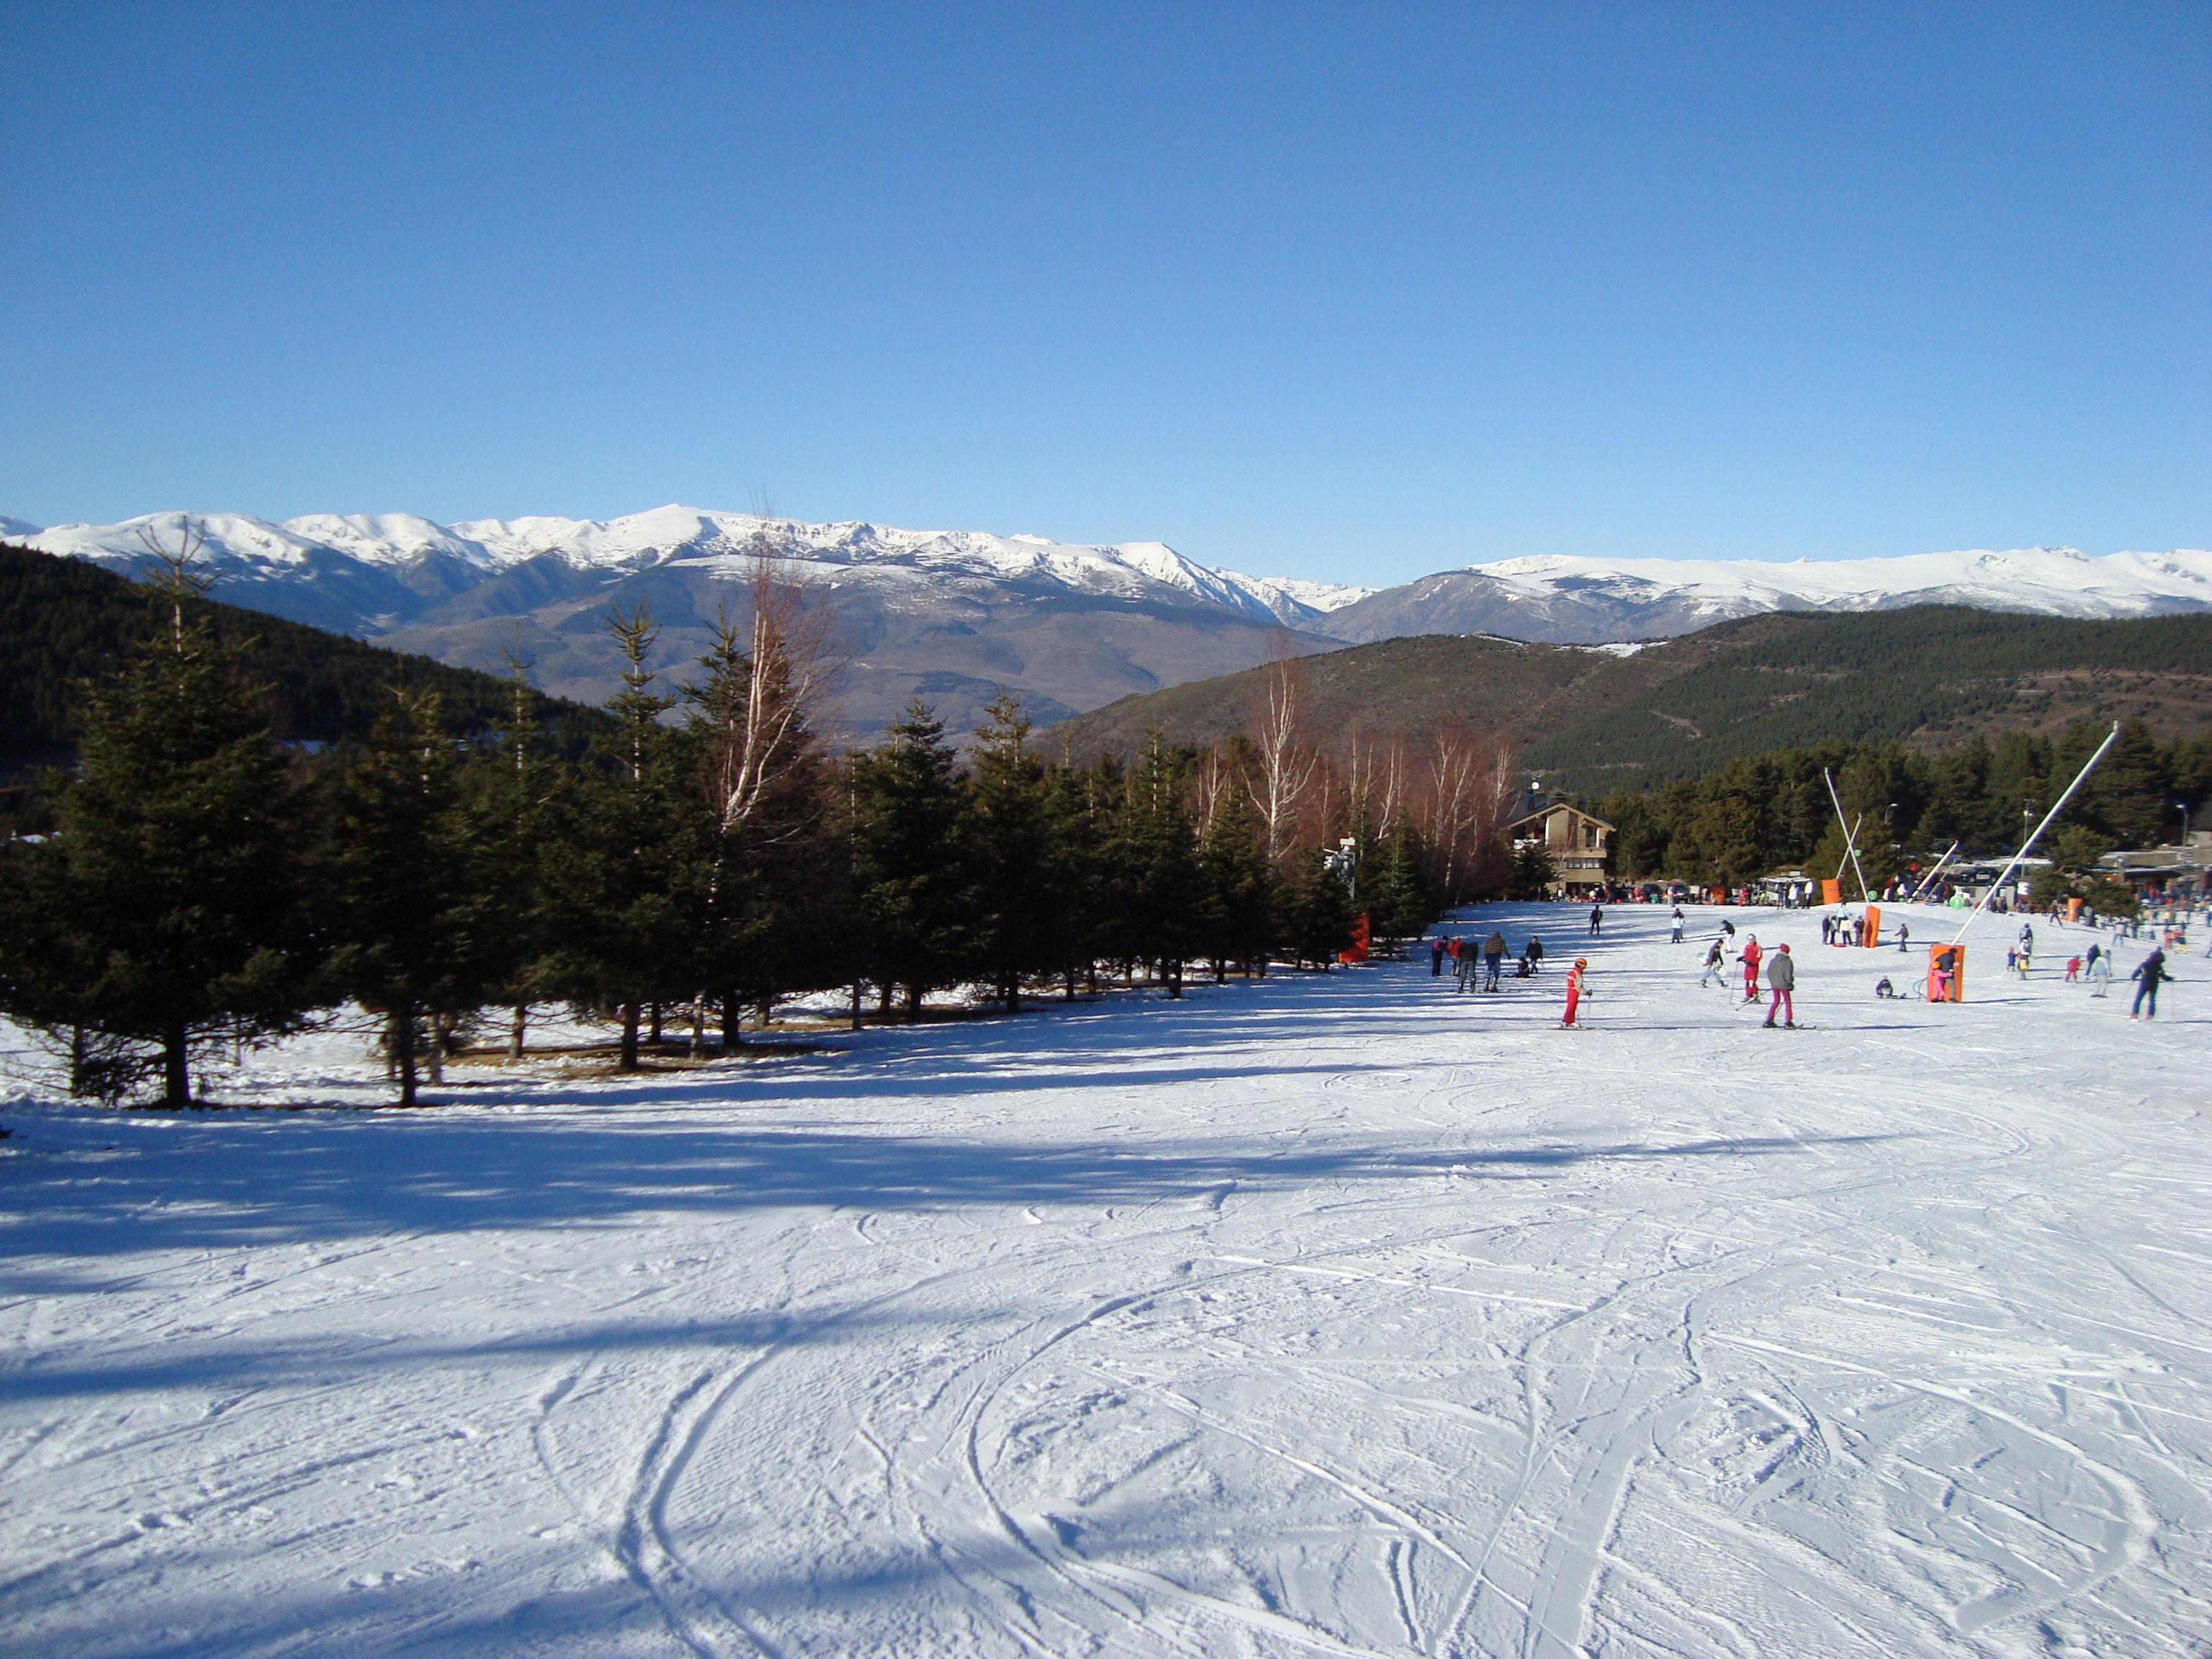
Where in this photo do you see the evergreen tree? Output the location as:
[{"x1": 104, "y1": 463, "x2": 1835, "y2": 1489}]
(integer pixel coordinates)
[
  {"x1": 1114, "y1": 732, "x2": 1203, "y2": 995},
  {"x1": 1195, "y1": 788, "x2": 1274, "y2": 979},
  {"x1": 0, "y1": 553, "x2": 315, "y2": 1104},
  {"x1": 536, "y1": 606, "x2": 698, "y2": 1068},
  {"x1": 968, "y1": 693, "x2": 1062, "y2": 1012},
  {"x1": 461, "y1": 653, "x2": 558, "y2": 1058},
  {"x1": 2067, "y1": 718, "x2": 2170, "y2": 847},
  {"x1": 1360, "y1": 817, "x2": 1431, "y2": 943},
  {"x1": 1040, "y1": 757, "x2": 1106, "y2": 997},
  {"x1": 1505, "y1": 842, "x2": 1557, "y2": 901},
  {"x1": 1275, "y1": 844, "x2": 1356, "y2": 968},
  {"x1": 320, "y1": 691, "x2": 493, "y2": 1105},
  {"x1": 849, "y1": 701, "x2": 980, "y2": 1018}
]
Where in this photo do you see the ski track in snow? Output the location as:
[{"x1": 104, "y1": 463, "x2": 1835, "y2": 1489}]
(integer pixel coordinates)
[{"x1": 0, "y1": 902, "x2": 2206, "y2": 1658}]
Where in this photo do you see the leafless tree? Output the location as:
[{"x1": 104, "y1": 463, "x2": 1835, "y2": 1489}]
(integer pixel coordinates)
[
  {"x1": 134, "y1": 517, "x2": 217, "y2": 647},
  {"x1": 1248, "y1": 637, "x2": 1320, "y2": 864}
]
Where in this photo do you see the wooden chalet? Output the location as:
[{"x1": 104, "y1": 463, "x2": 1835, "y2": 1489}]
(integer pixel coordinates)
[{"x1": 1507, "y1": 786, "x2": 1616, "y2": 897}]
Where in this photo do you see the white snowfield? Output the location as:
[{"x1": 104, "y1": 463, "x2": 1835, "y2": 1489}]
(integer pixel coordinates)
[
  {"x1": 18, "y1": 507, "x2": 1376, "y2": 629},
  {"x1": 1458, "y1": 547, "x2": 2212, "y2": 621},
  {"x1": 0, "y1": 902, "x2": 2204, "y2": 1658}
]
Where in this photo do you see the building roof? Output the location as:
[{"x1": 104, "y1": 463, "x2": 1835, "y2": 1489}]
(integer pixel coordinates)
[{"x1": 1508, "y1": 801, "x2": 1617, "y2": 835}]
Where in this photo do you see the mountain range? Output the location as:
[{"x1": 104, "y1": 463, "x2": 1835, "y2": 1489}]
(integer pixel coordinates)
[{"x1": 11, "y1": 505, "x2": 2209, "y2": 738}]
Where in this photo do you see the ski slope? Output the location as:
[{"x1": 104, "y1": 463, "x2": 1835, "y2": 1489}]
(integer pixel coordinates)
[{"x1": 1, "y1": 902, "x2": 2206, "y2": 1658}]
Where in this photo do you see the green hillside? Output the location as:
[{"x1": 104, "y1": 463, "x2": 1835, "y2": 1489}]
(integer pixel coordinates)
[
  {"x1": 1049, "y1": 605, "x2": 2212, "y2": 787},
  {"x1": 0, "y1": 541, "x2": 614, "y2": 772}
]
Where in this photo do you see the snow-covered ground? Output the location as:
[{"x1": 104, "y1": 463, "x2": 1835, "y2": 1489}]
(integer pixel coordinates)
[{"x1": 1, "y1": 902, "x2": 2204, "y2": 1658}]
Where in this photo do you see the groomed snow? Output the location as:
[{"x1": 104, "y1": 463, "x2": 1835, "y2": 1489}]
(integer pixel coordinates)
[{"x1": 1, "y1": 902, "x2": 2205, "y2": 1658}]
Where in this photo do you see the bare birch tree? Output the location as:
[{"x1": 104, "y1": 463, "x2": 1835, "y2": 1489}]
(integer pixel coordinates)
[{"x1": 1249, "y1": 639, "x2": 1319, "y2": 864}]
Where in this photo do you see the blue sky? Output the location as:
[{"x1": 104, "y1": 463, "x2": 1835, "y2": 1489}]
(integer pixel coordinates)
[{"x1": 2, "y1": 1, "x2": 2204, "y2": 585}]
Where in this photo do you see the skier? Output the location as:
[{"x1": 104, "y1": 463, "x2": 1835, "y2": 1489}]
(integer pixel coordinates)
[
  {"x1": 1820, "y1": 915, "x2": 1834, "y2": 946},
  {"x1": 1897, "y1": 921, "x2": 1910, "y2": 953},
  {"x1": 2128, "y1": 949, "x2": 2170, "y2": 1020},
  {"x1": 1483, "y1": 929, "x2": 1507, "y2": 992},
  {"x1": 2064, "y1": 956, "x2": 2081, "y2": 982},
  {"x1": 1670, "y1": 905, "x2": 1686, "y2": 943},
  {"x1": 1561, "y1": 958, "x2": 1588, "y2": 1027},
  {"x1": 1429, "y1": 935, "x2": 1444, "y2": 976},
  {"x1": 1588, "y1": 903, "x2": 1604, "y2": 937},
  {"x1": 1763, "y1": 943, "x2": 1796, "y2": 1028},
  {"x1": 1454, "y1": 941, "x2": 1480, "y2": 994},
  {"x1": 1875, "y1": 975, "x2": 1897, "y2": 998},
  {"x1": 1699, "y1": 938, "x2": 1727, "y2": 988},
  {"x1": 1527, "y1": 936, "x2": 1545, "y2": 974},
  {"x1": 1739, "y1": 935, "x2": 1763, "y2": 1002}
]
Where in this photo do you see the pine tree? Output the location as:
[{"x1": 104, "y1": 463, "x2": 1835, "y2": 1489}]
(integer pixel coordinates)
[
  {"x1": 537, "y1": 606, "x2": 699, "y2": 1069},
  {"x1": 968, "y1": 693, "x2": 1061, "y2": 1012},
  {"x1": 0, "y1": 546, "x2": 315, "y2": 1105},
  {"x1": 320, "y1": 691, "x2": 492, "y2": 1105},
  {"x1": 1361, "y1": 817, "x2": 1431, "y2": 943},
  {"x1": 2068, "y1": 718, "x2": 2170, "y2": 847},
  {"x1": 1115, "y1": 731, "x2": 1202, "y2": 996},
  {"x1": 1276, "y1": 845, "x2": 1356, "y2": 968},
  {"x1": 1195, "y1": 788, "x2": 1273, "y2": 979},
  {"x1": 460, "y1": 652, "x2": 557, "y2": 1058},
  {"x1": 849, "y1": 701, "x2": 980, "y2": 1019},
  {"x1": 1505, "y1": 842, "x2": 1557, "y2": 901}
]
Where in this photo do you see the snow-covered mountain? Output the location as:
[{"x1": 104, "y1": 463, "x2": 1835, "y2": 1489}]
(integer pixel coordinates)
[
  {"x1": 17, "y1": 506, "x2": 1373, "y2": 635},
  {"x1": 1317, "y1": 546, "x2": 2212, "y2": 644},
  {"x1": 7, "y1": 507, "x2": 1372, "y2": 738},
  {"x1": 11, "y1": 504, "x2": 2206, "y2": 733}
]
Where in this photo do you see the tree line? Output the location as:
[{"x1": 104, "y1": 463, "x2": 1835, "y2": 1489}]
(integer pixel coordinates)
[
  {"x1": 0, "y1": 556, "x2": 1513, "y2": 1108},
  {"x1": 1588, "y1": 721, "x2": 2212, "y2": 897}
]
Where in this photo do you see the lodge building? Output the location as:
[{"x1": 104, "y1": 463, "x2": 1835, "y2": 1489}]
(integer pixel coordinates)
[{"x1": 1506, "y1": 785, "x2": 1615, "y2": 898}]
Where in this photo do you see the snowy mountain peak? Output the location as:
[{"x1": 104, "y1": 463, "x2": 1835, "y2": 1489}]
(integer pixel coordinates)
[{"x1": 8, "y1": 503, "x2": 1365, "y2": 631}]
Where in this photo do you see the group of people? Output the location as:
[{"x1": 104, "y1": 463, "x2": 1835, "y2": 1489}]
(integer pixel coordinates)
[
  {"x1": 1437, "y1": 897, "x2": 2181, "y2": 1030},
  {"x1": 1431, "y1": 930, "x2": 1545, "y2": 993},
  {"x1": 1692, "y1": 924, "x2": 1797, "y2": 1025}
]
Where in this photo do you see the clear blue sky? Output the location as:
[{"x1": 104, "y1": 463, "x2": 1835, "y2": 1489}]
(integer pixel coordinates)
[{"x1": 2, "y1": 1, "x2": 2204, "y2": 585}]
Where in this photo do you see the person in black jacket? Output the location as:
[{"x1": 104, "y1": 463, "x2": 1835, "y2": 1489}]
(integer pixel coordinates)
[{"x1": 2130, "y1": 949, "x2": 2172, "y2": 1020}]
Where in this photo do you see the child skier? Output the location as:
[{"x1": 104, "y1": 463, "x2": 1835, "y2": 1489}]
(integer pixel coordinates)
[
  {"x1": 1739, "y1": 935, "x2": 1763, "y2": 1002},
  {"x1": 1562, "y1": 958, "x2": 1588, "y2": 1027},
  {"x1": 1699, "y1": 938, "x2": 1727, "y2": 987}
]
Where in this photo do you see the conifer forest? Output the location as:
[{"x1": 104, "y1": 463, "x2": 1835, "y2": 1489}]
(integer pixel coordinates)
[{"x1": 0, "y1": 562, "x2": 1509, "y2": 1108}]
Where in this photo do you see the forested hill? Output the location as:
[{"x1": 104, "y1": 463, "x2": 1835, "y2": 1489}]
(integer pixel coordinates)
[
  {"x1": 1523, "y1": 608, "x2": 2212, "y2": 786},
  {"x1": 0, "y1": 542, "x2": 613, "y2": 770},
  {"x1": 1051, "y1": 606, "x2": 2212, "y2": 786}
]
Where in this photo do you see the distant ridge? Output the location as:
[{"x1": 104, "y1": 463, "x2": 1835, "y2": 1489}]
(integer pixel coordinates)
[
  {"x1": 1052, "y1": 606, "x2": 2212, "y2": 788},
  {"x1": 1319, "y1": 546, "x2": 2212, "y2": 644},
  {"x1": 11, "y1": 505, "x2": 2208, "y2": 738}
]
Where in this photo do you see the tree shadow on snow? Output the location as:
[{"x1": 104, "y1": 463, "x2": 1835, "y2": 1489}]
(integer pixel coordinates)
[{"x1": 0, "y1": 1107, "x2": 1907, "y2": 1263}]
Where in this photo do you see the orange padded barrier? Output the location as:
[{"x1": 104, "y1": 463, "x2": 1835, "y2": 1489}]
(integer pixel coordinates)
[{"x1": 1927, "y1": 943, "x2": 1965, "y2": 1002}]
